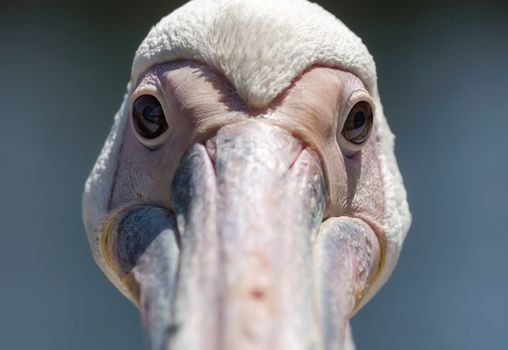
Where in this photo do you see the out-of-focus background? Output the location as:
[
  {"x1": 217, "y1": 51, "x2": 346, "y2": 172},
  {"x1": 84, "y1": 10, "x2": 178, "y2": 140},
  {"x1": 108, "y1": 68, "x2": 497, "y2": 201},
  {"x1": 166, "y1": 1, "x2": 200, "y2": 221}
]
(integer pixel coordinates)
[{"x1": 1, "y1": 0, "x2": 507, "y2": 349}]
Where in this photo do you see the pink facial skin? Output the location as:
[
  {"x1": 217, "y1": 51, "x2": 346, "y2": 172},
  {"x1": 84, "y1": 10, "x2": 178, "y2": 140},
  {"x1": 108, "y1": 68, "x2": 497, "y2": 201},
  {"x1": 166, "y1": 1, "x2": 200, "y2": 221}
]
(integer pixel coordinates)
[{"x1": 112, "y1": 61, "x2": 384, "y2": 228}]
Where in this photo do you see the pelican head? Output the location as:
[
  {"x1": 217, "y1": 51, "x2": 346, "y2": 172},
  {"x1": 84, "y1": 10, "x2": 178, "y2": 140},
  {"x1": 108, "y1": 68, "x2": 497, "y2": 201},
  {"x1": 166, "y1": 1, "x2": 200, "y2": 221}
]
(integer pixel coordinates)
[{"x1": 83, "y1": 0, "x2": 411, "y2": 349}]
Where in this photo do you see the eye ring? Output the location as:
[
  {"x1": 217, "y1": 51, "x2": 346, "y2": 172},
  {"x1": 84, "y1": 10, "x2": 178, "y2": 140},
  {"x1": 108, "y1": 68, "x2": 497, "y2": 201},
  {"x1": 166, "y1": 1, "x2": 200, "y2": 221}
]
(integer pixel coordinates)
[
  {"x1": 338, "y1": 100, "x2": 374, "y2": 156},
  {"x1": 131, "y1": 94, "x2": 169, "y2": 149}
]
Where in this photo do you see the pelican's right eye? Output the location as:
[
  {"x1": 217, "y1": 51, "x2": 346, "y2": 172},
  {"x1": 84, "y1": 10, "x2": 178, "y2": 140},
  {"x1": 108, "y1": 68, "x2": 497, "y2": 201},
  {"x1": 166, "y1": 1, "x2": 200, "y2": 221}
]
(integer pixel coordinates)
[{"x1": 132, "y1": 95, "x2": 168, "y2": 140}]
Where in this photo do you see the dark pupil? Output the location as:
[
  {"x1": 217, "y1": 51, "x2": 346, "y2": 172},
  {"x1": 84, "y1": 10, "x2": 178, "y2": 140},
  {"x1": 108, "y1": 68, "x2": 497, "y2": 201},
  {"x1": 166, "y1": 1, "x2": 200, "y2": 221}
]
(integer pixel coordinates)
[
  {"x1": 354, "y1": 111, "x2": 366, "y2": 129},
  {"x1": 143, "y1": 106, "x2": 161, "y2": 124},
  {"x1": 132, "y1": 95, "x2": 168, "y2": 139}
]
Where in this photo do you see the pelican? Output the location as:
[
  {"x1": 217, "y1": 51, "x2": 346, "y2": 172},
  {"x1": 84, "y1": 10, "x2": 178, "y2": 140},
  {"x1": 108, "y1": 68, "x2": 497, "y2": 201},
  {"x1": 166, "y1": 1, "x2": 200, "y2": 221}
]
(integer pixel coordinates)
[{"x1": 82, "y1": 0, "x2": 411, "y2": 349}]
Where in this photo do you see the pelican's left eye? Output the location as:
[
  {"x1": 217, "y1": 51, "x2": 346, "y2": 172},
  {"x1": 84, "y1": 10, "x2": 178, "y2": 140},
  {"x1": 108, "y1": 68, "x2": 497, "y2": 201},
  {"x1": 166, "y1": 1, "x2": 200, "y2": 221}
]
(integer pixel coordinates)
[
  {"x1": 342, "y1": 101, "x2": 373, "y2": 145},
  {"x1": 132, "y1": 95, "x2": 168, "y2": 140}
]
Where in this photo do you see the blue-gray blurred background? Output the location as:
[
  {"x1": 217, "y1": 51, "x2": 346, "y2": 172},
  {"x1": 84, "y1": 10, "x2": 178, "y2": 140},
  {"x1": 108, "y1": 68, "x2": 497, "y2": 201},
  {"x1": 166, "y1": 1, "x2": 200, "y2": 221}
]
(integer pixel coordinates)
[{"x1": 1, "y1": 0, "x2": 507, "y2": 349}]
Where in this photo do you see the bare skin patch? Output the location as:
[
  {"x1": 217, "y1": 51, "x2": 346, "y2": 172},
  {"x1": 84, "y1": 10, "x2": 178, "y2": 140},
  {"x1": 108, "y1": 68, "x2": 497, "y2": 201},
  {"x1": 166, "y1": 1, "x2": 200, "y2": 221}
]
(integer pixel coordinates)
[{"x1": 111, "y1": 61, "x2": 384, "y2": 229}]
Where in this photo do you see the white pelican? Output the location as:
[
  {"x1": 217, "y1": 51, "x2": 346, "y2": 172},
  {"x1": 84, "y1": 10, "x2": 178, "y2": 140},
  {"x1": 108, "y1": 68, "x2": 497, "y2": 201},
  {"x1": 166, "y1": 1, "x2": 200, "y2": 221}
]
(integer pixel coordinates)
[{"x1": 83, "y1": 1, "x2": 411, "y2": 349}]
